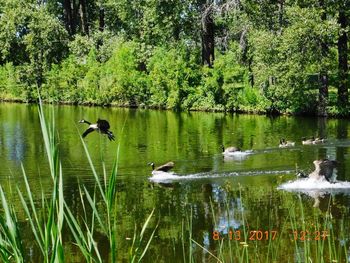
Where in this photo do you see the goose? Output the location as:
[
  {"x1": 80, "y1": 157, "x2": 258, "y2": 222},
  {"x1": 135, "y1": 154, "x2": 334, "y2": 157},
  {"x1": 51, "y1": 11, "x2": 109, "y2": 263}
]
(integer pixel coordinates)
[
  {"x1": 309, "y1": 159, "x2": 337, "y2": 182},
  {"x1": 221, "y1": 145, "x2": 240, "y2": 154},
  {"x1": 296, "y1": 171, "x2": 308, "y2": 178},
  {"x1": 79, "y1": 119, "x2": 115, "y2": 141},
  {"x1": 302, "y1": 136, "x2": 315, "y2": 145},
  {"x1": 297, "y1": 159, "x2": 337, "y2": 182},
  {"x1": 279, "y1": 138, "x2": 295, "y2": 148},
  {"x1": 148, "y1": 162, "x2": 174, "y2": 172},
  {"x1": 313, "y1": 137, "x2": 325, "y2": 144}
]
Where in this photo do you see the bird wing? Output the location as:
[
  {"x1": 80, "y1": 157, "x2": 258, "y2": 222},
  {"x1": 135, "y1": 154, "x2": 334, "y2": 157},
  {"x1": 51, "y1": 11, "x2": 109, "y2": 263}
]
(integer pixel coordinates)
[
  {"x1": 97, "y1": 119, "x2": 110, "y2": 130},
  {"x1": 82, "y1": 128, "x2": 95, "y2": 138},
  {"x1": 155, "y1": 162, "x2": 174, "y2": 172}
]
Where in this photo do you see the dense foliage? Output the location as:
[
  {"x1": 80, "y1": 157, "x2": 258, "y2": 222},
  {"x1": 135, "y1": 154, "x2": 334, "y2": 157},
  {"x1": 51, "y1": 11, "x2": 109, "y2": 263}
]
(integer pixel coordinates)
[{"x1": 0, "y1": 0, "x2": 349, "y2": 115}]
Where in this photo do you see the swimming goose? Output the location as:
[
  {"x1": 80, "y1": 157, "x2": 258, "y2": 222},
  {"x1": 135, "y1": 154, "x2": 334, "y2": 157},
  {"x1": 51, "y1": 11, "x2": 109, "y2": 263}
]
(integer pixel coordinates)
[
  {"x1": 149, "y1": 162, "x2": 174, "y2": 172},
  {"x1": 222, "y1": 145, "x2": 240, "y2": 154},
  {"x1": 79, "y1": 119, "x2": 115, "y2": 141},
  {"x1": 279, "y1": 138, "x2": 295, "y2": 148},
  {"x1": 313, "y1": 137, "x2": 325, "y2": 144},
  {"x1": 302, "y1": 137, "x2": 315, "y2": 145},
  {"x1": 296, "y1": 171, "x2": 308, "y2": 178}
]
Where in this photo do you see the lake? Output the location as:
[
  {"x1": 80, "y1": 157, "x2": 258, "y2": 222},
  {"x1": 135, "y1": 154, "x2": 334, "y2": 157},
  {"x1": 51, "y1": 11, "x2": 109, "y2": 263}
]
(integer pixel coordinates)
[{"x1": 1, "y1": 103, "x2": 350, "y2": 262}]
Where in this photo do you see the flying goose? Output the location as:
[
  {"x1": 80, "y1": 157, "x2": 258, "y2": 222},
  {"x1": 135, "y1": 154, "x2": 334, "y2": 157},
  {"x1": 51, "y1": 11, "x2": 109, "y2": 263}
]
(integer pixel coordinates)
[
  {"x1": 79, "y1": 119, "x2": 115, "y2": 141},
  {"x1": 149, "y1": 162, "x2": 174, "y2": 172}
]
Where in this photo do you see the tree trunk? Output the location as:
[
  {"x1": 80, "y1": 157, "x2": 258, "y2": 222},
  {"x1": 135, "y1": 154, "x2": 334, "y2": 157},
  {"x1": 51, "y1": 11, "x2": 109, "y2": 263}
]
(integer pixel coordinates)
[
  {"x1": 317, "y1": 0, "x2": 328, "y2": 116},
  {"x1": 99, "y1": 8, "x2": 105, "y2": 32},
  {"x1": 201, "y1": 5, "x2": 215, "y2": 67},
  {"x1": 278, "y1": 0, "x2": 284, "y2": 32},
  {"x1": 63, "y1": 0, "x2": 75, "y2": 35},
  {"x1": 318, "y1": 73, "x2": 328, "y2": 116},
  {"x1": 79, "y1": 0, "x2": 89, "y2": 35},
  {"x1": 337, "y1": 6, "x2": 348, "y2": 111}
]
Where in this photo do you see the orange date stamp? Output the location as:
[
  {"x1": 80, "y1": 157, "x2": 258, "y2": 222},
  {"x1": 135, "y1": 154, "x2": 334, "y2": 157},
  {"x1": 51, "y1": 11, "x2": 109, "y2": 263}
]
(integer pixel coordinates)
[
  {"x1": 212, "y1": 230, "x2": 277, "y2": 241},
  {"x1": 212, "y1": 229, "x2": 329, "y2": 241}
]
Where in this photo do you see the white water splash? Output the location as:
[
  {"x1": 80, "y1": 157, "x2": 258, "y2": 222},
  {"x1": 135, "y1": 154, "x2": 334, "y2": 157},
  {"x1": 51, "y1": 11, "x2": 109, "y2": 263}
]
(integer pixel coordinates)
[
  {"x1": 222, "y1": 150, "x2": 253, "y2": 157},
  {"x1": 149, "y1": 169, "x2": 293, "y2": 184},
  {"x1": 278, "y1": 177, "x2": 350, "y2": 193}
]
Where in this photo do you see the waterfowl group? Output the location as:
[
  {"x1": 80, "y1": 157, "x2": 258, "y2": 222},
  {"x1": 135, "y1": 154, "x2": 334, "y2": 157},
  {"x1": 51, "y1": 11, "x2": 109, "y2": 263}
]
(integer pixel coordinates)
[
  {"x1": 77, "y1": 116, "x2": 338, "y2": 187},
  {"x1": 79, "y1": 119, "x2": 115, "y2": 141},
  {"x1": 277, "y1": 137, "x2": 325, "y2": 147},
  {"x1": 301, "y1": 136, "x2": 325, "y2": 145}
]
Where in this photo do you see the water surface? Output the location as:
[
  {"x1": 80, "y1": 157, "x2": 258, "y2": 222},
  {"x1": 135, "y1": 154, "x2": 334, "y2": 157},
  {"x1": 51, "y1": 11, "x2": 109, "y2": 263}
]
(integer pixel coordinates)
[{"x1": 1, "y1": 103, "x2": 350, "y2": 262}]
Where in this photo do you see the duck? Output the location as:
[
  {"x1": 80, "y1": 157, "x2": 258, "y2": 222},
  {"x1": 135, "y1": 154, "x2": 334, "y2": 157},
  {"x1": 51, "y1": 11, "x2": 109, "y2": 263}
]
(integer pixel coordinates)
[
  {"x1": 148, "y1": 162, "x2": 174, "y2": 172},
  {"x1": 79, "y1": 119, "x2": 115, "y2": 141},
  {"x1": 302, "y1": 136, "x2": 315, "y2": 145},
  {"x1": 279, "y1": 138, "x2": 295, "y2": 148},
  {"x1": 221, "y1": 145, "x2": 240, "y2": 154},
  {"x1": 313, "y1": 137, "x2": 325, "y2": 144}
]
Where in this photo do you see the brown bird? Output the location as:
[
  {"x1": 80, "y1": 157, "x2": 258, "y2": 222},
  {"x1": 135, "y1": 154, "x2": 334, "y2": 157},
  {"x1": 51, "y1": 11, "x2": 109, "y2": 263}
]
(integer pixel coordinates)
[{"x1": 148, "y1": 162, "x2": 174, "y2": 172}]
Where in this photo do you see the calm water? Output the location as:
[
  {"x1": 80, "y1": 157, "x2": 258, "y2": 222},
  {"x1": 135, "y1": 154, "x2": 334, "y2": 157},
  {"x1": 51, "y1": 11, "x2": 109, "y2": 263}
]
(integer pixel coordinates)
[{"x1": 1, "y1": 103, "x2": 350, "y2": 262}]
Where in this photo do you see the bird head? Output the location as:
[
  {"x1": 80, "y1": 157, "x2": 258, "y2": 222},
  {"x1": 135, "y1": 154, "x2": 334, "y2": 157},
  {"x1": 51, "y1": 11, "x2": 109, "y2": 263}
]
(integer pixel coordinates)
[
  {"x1": 147, "y1": 162, "x2": 155, "y2": 170},
  {"x1": 296, "y1": 171, "x2": 307, "y2": 178},
  {"x1": 79, "y1": 119, "x2": 86, "y2": 123},
  {"x1": 220, "y1": 145, "x2": 225, "y2": 152}
]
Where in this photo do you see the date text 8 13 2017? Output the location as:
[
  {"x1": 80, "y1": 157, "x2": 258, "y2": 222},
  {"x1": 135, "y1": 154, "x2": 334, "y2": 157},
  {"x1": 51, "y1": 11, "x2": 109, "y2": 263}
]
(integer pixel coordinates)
[{"x1": 212, "y1": 230, "x2": 277, "y2": 241}]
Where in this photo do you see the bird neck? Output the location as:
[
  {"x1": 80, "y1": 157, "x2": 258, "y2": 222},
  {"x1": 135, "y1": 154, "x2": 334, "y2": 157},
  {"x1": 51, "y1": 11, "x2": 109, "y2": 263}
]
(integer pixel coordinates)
[
  {"x1": 221, "y1": 146, "x2": 225, "y2": 152},
  {"x1": 151, "y1": 163, "x2": 155, "y2": 170}
]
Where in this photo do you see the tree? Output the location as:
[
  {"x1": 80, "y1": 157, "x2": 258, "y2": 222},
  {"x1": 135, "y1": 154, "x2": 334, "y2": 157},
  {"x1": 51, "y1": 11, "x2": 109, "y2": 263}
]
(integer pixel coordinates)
[
  {"x1": 201, "y1": 2, "x2": 215, "y2": 67},
  {"x1": 337, "y1": 2, "x2": 349, "y2": 111}
]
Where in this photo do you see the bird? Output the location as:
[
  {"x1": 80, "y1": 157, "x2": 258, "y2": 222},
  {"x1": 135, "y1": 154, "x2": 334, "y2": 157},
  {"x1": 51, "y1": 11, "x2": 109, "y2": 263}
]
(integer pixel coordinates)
[
  {"x1": 221, "y1": 145, "x2": 240, "y2": 154},
  {"x1": 298, "y1": 159, "x2": 337, "y2": 182},
  {"x1": 148, "y1": 162, "x2": 174, "y2": 172},
  {"x1": 79, "y1": 119, "x2": 115, "y2": 141},
  {"x1": 279, "y1": 138, "x2": 295, "y2": 148},
  {"x1": 309, "y1": 159, "x2": 337, "y2": 183},
  {"x1": 296, "y1": 171, "x2": 308, "y2": 178},
  {"x1": 313, "y1": 137, "x2": 325, "y2": 144},
  {"x1": 302, "y1": 136, "x2": 315, "y2": 145}
]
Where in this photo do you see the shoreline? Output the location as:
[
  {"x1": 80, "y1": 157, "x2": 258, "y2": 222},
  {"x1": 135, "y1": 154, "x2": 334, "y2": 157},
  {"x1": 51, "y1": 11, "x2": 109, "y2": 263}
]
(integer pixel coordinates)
[{"x1": 0, "y1": 98, "x2": 344, "y2": 118}]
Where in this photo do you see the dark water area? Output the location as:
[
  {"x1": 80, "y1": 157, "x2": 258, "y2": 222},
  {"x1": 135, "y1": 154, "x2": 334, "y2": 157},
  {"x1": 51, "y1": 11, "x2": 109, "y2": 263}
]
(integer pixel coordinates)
[{"x1": 1, "y1": 103, "x2": 350, "y2": 262}]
